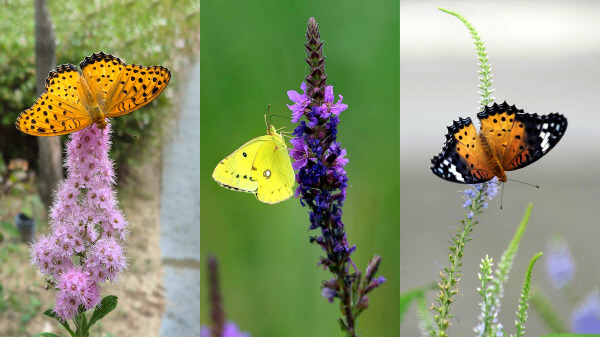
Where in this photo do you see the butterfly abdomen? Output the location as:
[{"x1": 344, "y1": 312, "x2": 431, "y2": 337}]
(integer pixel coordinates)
[
  {"x1": 91, "y1": 107, "x2": 108, "y2": 129},
  {"x1": 478, "y1": 131, "x2": 507, "y2": 182}
]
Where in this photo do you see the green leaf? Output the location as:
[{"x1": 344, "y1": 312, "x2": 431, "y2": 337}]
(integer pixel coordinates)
[
  {"x1": 0, "y1": 220, "x2": 19, "y2": 236},
  {"x1": 400, "y1": 283, "x2": 435, "y2": 324},
  {"x1": 540, "y1": 334, "x2": 600, "y2": 337},
  {"x1": 78, "y1": 312, "x2": 88, "y2": 336},
  {"x1": 530, "y1": 289, "x2": 569, "y2": 333},
  {"x1": 337, "y1": 317, "x2": 348, "y2": 331},
  {"x1": 84, "y1": 295, "x2": 118, "y2": 334},
  {"x1": 493, "y1": 203, "x2": 533, "y2": 299},
  {"x1": 43, "y1": 309, "x2": 75, "y2": 336},
  {"x1": 40, "y1": 333, "x2": 62, "y2": 337}
]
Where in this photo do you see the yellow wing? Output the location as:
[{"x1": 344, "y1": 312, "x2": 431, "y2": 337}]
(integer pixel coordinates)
[
  {"x1": 213, "y1": 135, "x2": 270, "y2": 193},
  {"x1": 213, "y1": 126, "x2": 295, "y2": 204},
  {"x1": 15, "y1": 64, "x2": 93, "y2": 136},
  {"x1": 253, "y1": 131, "x2": 294, "y2": 204}
]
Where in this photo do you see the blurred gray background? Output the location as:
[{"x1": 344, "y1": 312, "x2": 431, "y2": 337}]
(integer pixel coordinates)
[{"x1": 401, "y1": 1, "x2": 600, "y2": 336}]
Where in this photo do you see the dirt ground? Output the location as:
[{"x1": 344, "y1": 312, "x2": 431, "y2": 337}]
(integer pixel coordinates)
[{"x1": 0, "y1": 151, "x2": 165, "y2": 336}]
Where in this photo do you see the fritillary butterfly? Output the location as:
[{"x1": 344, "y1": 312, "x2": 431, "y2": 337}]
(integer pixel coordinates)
[
  {"x1": 16, "y1": 52, "x2": 171, "y2": 136},
  {"x1": 431, "y1": 101, "x2": 567, "y2": 183}
]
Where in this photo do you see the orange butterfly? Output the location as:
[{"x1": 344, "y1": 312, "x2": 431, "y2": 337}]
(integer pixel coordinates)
[
  {"x1": 16, "y1": 52, "x2": 170, "y2": 136},
  {"x1": 431, "y1": 102, "x2": 567, "y2": 183}
]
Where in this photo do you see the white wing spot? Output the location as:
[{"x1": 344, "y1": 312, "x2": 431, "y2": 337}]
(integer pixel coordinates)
[
  {"x1": 540, "y1": 134, "x2": 551, "y2": 152},
  {"x1": 263, "y1": 169, "x2": 271, "y2": 179},
  {"x1": 443, "y1": 159, "x2": 465, "y2": 183}
]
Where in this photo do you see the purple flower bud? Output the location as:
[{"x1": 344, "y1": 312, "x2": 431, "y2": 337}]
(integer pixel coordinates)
[
  {"x1": 201, "y1": 322, "x2": 251, "y2": 337},
  {"x1": 322, "y1": 286, "x2": 337, "y2": 303}
]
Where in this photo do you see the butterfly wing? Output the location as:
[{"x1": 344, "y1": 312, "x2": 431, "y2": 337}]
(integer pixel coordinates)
[
  {"x1": 212, "y1": 136, "x2": 270, "y2": 194},
  {"x1": 478, "y1": 101, "x2": 567, "y2": 171},
  {"x1": 16, "y1": 64, "x2": 93, "y2": 136},
  {"x1": 253, "y1": 132, "x2": 295, "y2": 204},
  {"x1": 79, "y1": 52, "x2": 126, "y2": 112},
  {"x1": 430, "y1": 117, "x2": 496, "y2": 183},
  {"x1": 80, "y1": 52, "x2": 171, "y2": 118}
]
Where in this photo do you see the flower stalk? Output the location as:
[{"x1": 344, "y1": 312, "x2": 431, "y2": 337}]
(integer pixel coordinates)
[
  {"x1": 430, "y1": 179, "x2": 498, "y2": 337},
  {"x1": 438, "y1": 7, "x2": 495, "y2": 109},
  {"x1": 30, "y1": 123, "x2": 126, "y2": 333},
  {"x1": 287, "y1": 17, "x2": 385, "y2": 336}
]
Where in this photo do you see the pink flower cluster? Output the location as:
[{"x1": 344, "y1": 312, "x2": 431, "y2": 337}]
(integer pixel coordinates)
[{"x1": 30, "y1": 123, "x2": 128, "y2": 320}]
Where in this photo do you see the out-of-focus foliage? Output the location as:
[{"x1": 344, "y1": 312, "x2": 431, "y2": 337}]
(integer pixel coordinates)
[{"x1": 0, "y1": 0, "x2": 199, "y2": 172}]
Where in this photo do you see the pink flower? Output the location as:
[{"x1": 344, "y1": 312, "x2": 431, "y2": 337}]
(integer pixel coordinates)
[
  {"x1": 289, "y1": 137, "x2": 309, "y2": 170},
  {"x1": 287, "y1": 82, "x2": 311, "y2": 123},
  {"x1": 316, "y1": 86, "x2": 348, "y2": 119},
  {"x1": 86, "y1": 237, "x2": 127, "y2": 283},
  {"x1": 54, "y1": 292, "x2": 80, "y2": 321},
  {"x1": 30, "y1": 123, "x2": 130, "y2": 320}
]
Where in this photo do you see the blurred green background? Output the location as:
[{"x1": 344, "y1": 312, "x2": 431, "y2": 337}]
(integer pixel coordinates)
[{"x1": 200, "y1": 1, "x2": 399, "y2": 336}]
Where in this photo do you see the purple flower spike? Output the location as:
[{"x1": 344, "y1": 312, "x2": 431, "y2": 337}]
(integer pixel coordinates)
[
  {"x1": 286, "y1": 17, "x2": 384, "y2": 334},
  {"x1": 30, "y1": 122, "x2": 130, "y2": 321},
  {"x1": 572, "y1": 289, "x2": 600, "y2": 333},
  {"x1": 545, "y1": 236, "x2": 575, "y2": 289},
  {"x1": 461, "y1": 177, "x2": 499, "y2": 210}
]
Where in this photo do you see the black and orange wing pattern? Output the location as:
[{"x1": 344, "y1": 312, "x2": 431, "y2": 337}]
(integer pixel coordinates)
[
  {"x1": 431, "y1": 102, "x2": 567, "y2": 184},
  {"x1": 478, "y1": 102, "x2": 567, "y2": 171},
  {"x1": 430, "y1": 116, "x2": 496, "y2": 183}
]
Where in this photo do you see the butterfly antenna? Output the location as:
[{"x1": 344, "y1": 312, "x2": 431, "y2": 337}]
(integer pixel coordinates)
[
  {"x1": 123, "y1": 131, "x2": 140, "y2": 140},
  {"x1": 500, "y1": 182, "x2": 505, "y2": 210},
  {"x1": 507, "y1": 178, "x2": 540, "y2": 188},
  {"x1": 265, "y1": 104, "x2": 271, "y2": 132}
]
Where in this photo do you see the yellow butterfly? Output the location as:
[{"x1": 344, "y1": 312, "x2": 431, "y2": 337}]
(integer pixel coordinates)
[
  {"x1": 212, "y1": 124, "x2": 295, "y2": 204},
  {"x1": 16, "y1": 52, "x2": 170, "y2": 136}
]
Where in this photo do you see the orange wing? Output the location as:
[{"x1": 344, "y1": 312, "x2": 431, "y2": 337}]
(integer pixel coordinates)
[
  {"x1": 15, "y1": 64, "x2": 93, "y2": 136},
  {"x1": 16, "y1": 52, "x2": 171, "y2": 137},
  {"x1": 477, "y1": 102, "x2": 567, "y2": 171},
  {"x1": 432, "y1": 102, "x2": 568, "y2": 184},
  {"x1": 79, "y1": 52, "x2": 171, "y2": 118},
  {"x1": 430, "y1": 117, "x2": 496, "y2": 183}
]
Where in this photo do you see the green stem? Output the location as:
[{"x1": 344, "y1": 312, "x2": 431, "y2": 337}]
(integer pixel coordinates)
[
  {"x1": 430, "y1": 186, "x2": 487, "y2": 337},
  {"x1": 438, "y1": 7, "x2": 495, "y2": 109},
  {"x1": 530, "y1": 289, "x2": 569, "y2": 333}
]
